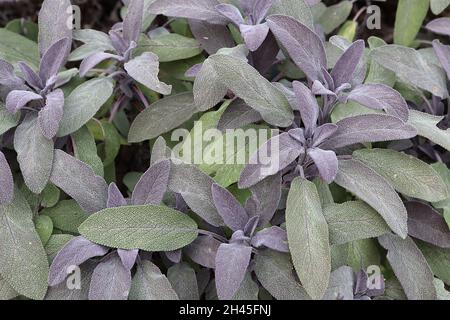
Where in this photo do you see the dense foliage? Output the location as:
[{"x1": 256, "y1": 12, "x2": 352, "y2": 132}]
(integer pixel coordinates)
[{"x1": 0, "y1": 0, "x2": 450, "y2": 300}]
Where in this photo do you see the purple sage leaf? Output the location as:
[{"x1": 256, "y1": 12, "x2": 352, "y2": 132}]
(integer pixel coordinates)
[
  {"x1": 38, "y1": 89, "x2": 64, "y2": 139},
  {"x1": 39, "y1": 37, "x2": 71, "y2": 83},
  {"x1": 131, "y1": 159, "x2": 171, "y2": 205},
  {"x1": 330, "y1": 39, "x2": 365, "y2": 88},
  {"x1": 251, "y1": 226, "x2": 289, "y2": 252},
  {"x1": 48, "y1": 236, "x2": 109, "y2": 286},
  {"x1": 406, "y1": 201, "x2": 450, "y2": 249},
  {"x1": 267, "y1": 14, "x2": 327, "y2": 81},
  {"x1": 88, "y1": 252, "x2": 131, "y2": 300},
  {"x1": 321, "y1": 114, "x2": 417, "y2": 150},
  {"x1": 6, "y1": 90, "x2": 43, "y2": 114},
  {"x1": 215, "y1": 243, "x2": 252, "y2": 300},
  {"x1": 239, "y1": 132, "x2": 304, "y2": 188},
  {"x1": 212, "y1": 183, "x2": 249, "y2": 232},
  {"x1": 117, "y1": 249, "x2": 139, "y2": 271},
  {"x1": 123, "y1": 0, "x2": 144, "y2": 45},
  {"x1": 426, "y1": 18, "x2": 450, "y2": 37},
  {"x1": 107, "y1": 183, "x2": 127, "y2": 208},
  {"x1": 307, "y1": 148, "x2": 338, "y2": 184},
  {"x1": 346, "y1": 84, "x2": 409, "y2": 122},
  {"x1": 239, "y1": 23, "x2": 270, "y2": 52}
]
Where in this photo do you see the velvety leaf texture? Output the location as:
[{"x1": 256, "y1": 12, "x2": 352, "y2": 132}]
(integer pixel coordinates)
[
  {"x1": 373, "y1": 45, "x2": 448, "y2": 98},
  {"x1": 129, "y1": 260, "x2": 179, "y2": 300},
  {"x1": 14, "y1": 115, "x2": 54, "y2": 194},
  {"x1": 0, "y1": 188, "x2": 49, "y2": 300},
  {"x1": 379, "y1": 234, "x2": 437, "y2": 300},
  {"x1": 267, "y1": 14, "x2": 327, "y2": 81},
  {"x1": 334, "y1": 159, "x2": 408, "y2": 238},
  {"x1": 50, "y1": 150, "x2": 108, "y2": 213},
  {"x1": 254, "y1": 250, "x2": 310, "y2": 300},
  {"x1": 215, "y1": 243, "x2": 253, "y2": 300},
  {"x1": 129, "y1": 93, "x2": 197, "y2": 142},
  {"x1": 148, "y1": 0, "x2": 228, "y2": 25},
  {"x1": 1, "y1": 0, "x2": 449, "y2": 302},
  {"x1": 322, "y1": 114, "x2": 417, "y2": 149},
  {"x1": 209, "y1": 54, "x2": 294, "y2": 127},
  {"x1": 132, "y1": 160, "x2": 171, "y2": 205},
  {"x1": 88, "y1": 252, "x2": 132, "y2": 300},
  {"x1": 79, "y1": 205, "x2": 198, "y2": 251},
  {"x1": 124, "y1": 52, "x2": 172, "y2": 95},
  {"x1": 354, "y1": 149, "x2": 448, "y2": 202},
  {"x1": 58, "y1": 78, "x2": 114, "y2": 137},
  {"x1": 286, "y1": 177, "x2": 331, "y2": 300},
  {"x1": 168, "y1": 161, "x2": 224, "y2": 227},
  {"x1": 0, "y1": 151, "x2": 14, "y2": 205},
  {"x1": 324, "y1": 201, "x2": 390, "y2": 245},
  {"x1": 38, "y1": 0, "x2": 73, "y2": 55}
]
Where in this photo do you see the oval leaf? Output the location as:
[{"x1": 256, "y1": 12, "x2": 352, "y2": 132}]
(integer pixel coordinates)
[
  {"x1": 49, "y1": 150, "x2": 108, "y2": 213},
  {"x1": 209, "y1": 54, "x2": 294, "y2": 127},
  {"x1": 354, "y1": 148, "x2": 448, "y2": 202},
  {"x1": 0, "y1": 188, "x2": 49, "y2": 300},
  {"x1": 58, "y1": 78, "x2": 114, "y2": 137},
  {"x1": 79, "y1": 205, "x2": 198, "y2": 251},
  {"x1": 335, "y1": 159, "x2": 408, "y2": 238},
  {"x1": 286, "y1": 177, "x2": 331, "y2": 300},
  {"x1": 14, "y1": 115, "x2": 54, "y2": 194},
  {"x1": 379, "y1": 234, "x2": 437, "y2": 300},
  {"x1": 324, "y1": 201, "x2": 390, "y2": 245},
  {"x1": 128, "y1": 93, "x2": 197, "y2": 143}
]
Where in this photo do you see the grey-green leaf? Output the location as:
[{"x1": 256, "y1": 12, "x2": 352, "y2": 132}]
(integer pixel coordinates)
[
  {"x1": 128, "y1": 93, "x2": 198, "y2": 143},
  {"x1": 233, "y1": 271, "x2": 259, "y2": 300},
  {"x1": 434, "y1": 278, "x2": 450, "y2": 300},
  {"x1": 41, "y1": 200, "x2": 89, "y2": 234},
  {"x1": 286, "y1": 177, "x2": 330, "y2": 300},
  {"x1": 322, "y1": 266, "x2": 354, "y2": 300},
  {"x1": 408, "y1": 110, "x2": 450, "y2": 152},
  {"x1": 431, "y1": 0, "x2": 450, "y2": 14},
  {"x1": 167, "y1": 262, "x2": 199, "y2": 300},
  {"x1": 269, "y1": 0, "x2": 314, "y2": 30},
  {"x1": 373, "y1": 45, "x2": 448, "y2": 98},
  {"x1": 354, "y1": 149, "x2": 448, "y2": 202},
  {"x1": 418, "y1": 241, "x2": 450, "y2": 285},
  {"x1": 254, "y1": 250, "x2": 310, "y2": 300},
  {"x1": 138, "y1": 33, "x2": 202, "y2": 62},
  {"x1": 334, "y1": 159, "x2": 408, "y2": 239},
  {"x1": 193, "y1": 59, "x2": 227, "y2": 112},
  {"x1": 209, "y1": 54, "x2": 294, "y2": 127},
  {"x1": 14, "y1": 115, "x2": 54, "y2": 194},
  {"x1": 0, "y1": 28, "x2": 40, "y2": 68},
  {"x1": 0, "y1": 275, "x2": 18, "y2": 300},
  {"x1": 58, "y1": 78, "x2": 114, "y2": 137},
  {"x1": 72, "y1": 126, "x2": 104, "y2": 177},
  {"x1": 38, "y1": 0, "x2": 73, "y2": 55},
  {"x1": 0, "y1": 102, "x2": 19, "y2": 135},
  {"x1": 124, "y1": 52, "x2": 172, "y2": 95},
  {"x1": 129, "y1": 260, "x2": 179, "y2": 300},
  {"x1": 324, "y1": 201, "x2": 390, "y2": 245},
  {"x1": 317, "y1": 0, "x2": 353, "y2": 34},
  {"x1": 0, "y1": 188, "x2": 49, "y2": 300},
  {"x1": 168, "y1": 161, "x2": 224, "y2": 227},
  {"x1": 379, "y1": 234, "x2": 437, "y2": 300},
  {"x1": 394, "y1": 0, "x2": 430, "y2": 47},
  {"x1": 79, "y1": 205, "x2": 198, "y2": 251}
]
